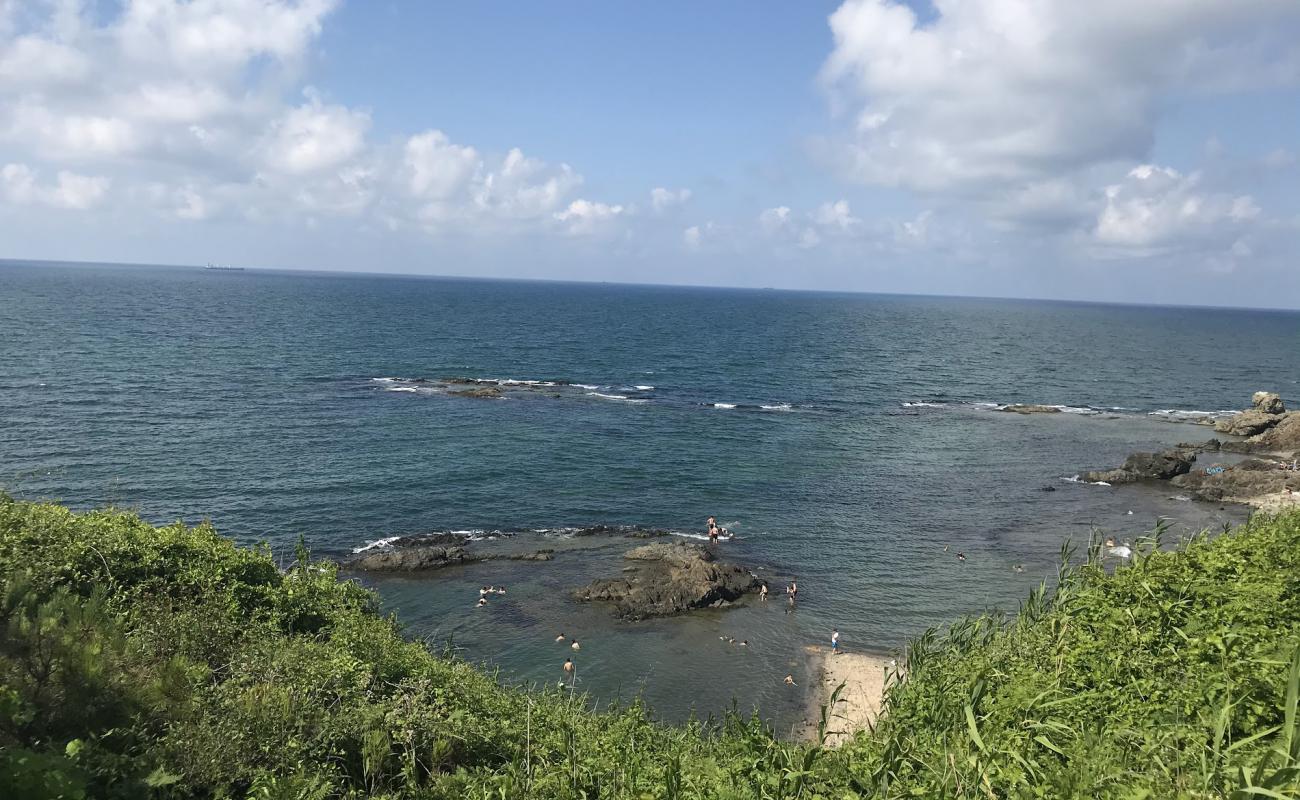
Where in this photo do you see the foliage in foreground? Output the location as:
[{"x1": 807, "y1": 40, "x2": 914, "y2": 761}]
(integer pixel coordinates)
[{"x1": 2, "y1": 495, "x2": 1300, "y2": 798}]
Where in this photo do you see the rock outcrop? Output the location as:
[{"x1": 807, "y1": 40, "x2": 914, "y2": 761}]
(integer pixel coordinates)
[
  {"x1": 1001, "y1": 404, "x2": 1061, "y2": 414},
  {"x1": 572, "y1": 541, "x2": 760, "y2": 620},
  {"x1": 1214, "y1": 392, "x2": 1288, "y2": 436},
  {"x1": 1172, "y1": 460, "x2": 1300, "y2": 505},
  {"x1": 348, "y1": 543, "x2": 474, "y2": 571},
  {"x1": 1078, "y1": 447, "x2": 1197, "y2": 484},
  {"x1": 1253, "y1": 391, "x2": 1287, "y2": 415}
]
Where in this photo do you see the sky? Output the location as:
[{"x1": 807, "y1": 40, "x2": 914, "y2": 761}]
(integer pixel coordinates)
[{"x1": 1, "y1": 0, "x2": 1299, "y2": 307}]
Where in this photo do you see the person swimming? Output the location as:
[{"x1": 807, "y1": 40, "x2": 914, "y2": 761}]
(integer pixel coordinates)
[
  {"x1": 957, "y1": 553, "x2": 966, "y2": 562},
  {"x1": 783, "y1": 674, "x2": 796, "y2": 686},
  {"x1": 476, "y1": 597, "x2": 488, "y2": 607},
  {"x1": 555, "y1": 633, "x2": 566, "y2": 642},
  {"x1": 570, "y1": 640, "x2": 581, "y2": 651},
  {"x1": 562, "y1": 658, "x2": 574, "y2": 676}
]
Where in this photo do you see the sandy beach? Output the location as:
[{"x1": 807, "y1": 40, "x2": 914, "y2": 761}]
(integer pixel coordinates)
[{"x1": 794, "y1": 644, "x2": 894, "y2": 746}]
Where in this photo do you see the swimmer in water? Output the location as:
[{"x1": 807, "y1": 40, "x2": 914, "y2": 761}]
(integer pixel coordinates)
[
  {"x1": 555, "y1": 633, "x2": 566, "y2": 642},
  {"x1": 562, "y1": 658, "x2": 574, "y2": 676},
  {"x1": 784, "y1": 675, "x2": 796, "y2": 686},
  {"x1": 571, "y1": 640, "x2": 581, "y2": 651},
  {"x1": 957, "y1": 553, "x2": 966, "y2": 562},
  {"x1": 476, "y1": 597, "x2": 488, "y2": 607}
]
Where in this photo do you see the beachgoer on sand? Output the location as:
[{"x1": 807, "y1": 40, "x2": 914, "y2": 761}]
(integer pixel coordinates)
[{"x1": 831, "y1": 628, "x2": 840, "y2": 654}]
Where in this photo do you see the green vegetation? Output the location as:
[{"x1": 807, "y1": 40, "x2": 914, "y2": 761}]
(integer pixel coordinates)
[{"x1": 3, "y1": 494, "x2": 1300, "y2": 798}]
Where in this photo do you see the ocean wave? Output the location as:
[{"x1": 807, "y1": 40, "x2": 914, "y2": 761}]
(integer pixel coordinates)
[
  {"x1": 587, "y1": 392, "x2": 648, "y2": 403},
  {"x1": 1062, "y1": 475, "x2": 1113, "y2": 487},
  {"x1": 761, "y1": 403, "x2": 794, "y2": 412},
  {"x1": 901, "y1": 401, "x2": 946, "y2": 408},
  {"x1": 711, "y1": 402, "x2": 738, "y2": 409},
  {"x1": 634, "y1": 385, "x2": 654, "y2": 391}
]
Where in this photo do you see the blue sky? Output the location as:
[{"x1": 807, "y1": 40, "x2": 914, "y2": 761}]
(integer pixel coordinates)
[{"x1": 1, "y1": 1, "x2": 1298, "y2": 307}]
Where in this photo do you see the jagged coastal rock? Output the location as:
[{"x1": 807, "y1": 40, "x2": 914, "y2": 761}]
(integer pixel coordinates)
[
  {"x1": 1079, "y1": 447, "x2": 1197, "y2": 484},
  {"x1": 1215, "y1": 392, "x2": 1288, "y2": 436},
  {"x1": 572, "y1": 541, "x2": 760, "y2": 620},
  {"x1": 348, "y1": 542, "x2": 474, "y2": 571},
  {"x1": 1074, "y1": 393, "x2": 1298, "y2": 509},
  {"x1": 1171, "y1": 459, "x2": 1300, "y2": 504}
]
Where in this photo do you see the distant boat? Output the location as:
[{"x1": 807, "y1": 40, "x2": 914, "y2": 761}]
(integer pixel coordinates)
[{"x1": 204, "y1": 263, "x2": 245, "y2": 271}]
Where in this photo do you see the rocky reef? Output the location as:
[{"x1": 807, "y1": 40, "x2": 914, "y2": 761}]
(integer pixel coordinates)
[
  {"x1": 1076, "y1": 392, "x2": 1299, "y2": 508},
  {"x1": 345, "y1": 534, "x2": 554, "y2": 572},
  {"x1": 571, "y1": 541, "x2": 761, "y2": 620}
]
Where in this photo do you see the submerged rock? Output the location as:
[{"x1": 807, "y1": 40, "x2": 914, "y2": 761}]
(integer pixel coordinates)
[
  {"x1": 449, "y1": 386, "x2": 503, "y2": 399},
  {"x1": 1079, "y1": 447, "x2": 1197, "y2": 485},
  {"x1": 572, "y1": 541, "x2": 760, "y2": 620},
  {"x1": 1001, "y1": 404, "x2": 1061, "y2": 414}
]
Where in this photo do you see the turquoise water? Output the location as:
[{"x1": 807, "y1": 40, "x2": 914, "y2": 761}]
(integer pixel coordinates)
[{"x1": 2, "y1": 261, "x2": 1297, "y2": 732}]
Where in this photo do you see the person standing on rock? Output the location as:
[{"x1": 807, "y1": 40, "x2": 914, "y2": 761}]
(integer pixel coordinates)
[{"x1": 759, "y1": 583, "x2": 768, "y2": 602}]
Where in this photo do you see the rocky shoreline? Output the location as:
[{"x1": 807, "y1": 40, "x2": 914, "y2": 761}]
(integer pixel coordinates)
[{"x1": 1077, "y1": 392, "x2": 1300, "y2": 509}]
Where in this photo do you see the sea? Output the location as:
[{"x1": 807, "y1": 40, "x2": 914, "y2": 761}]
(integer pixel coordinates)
[{"x1": 2, "y1": 260, "x2": 1297, "y2": 735}]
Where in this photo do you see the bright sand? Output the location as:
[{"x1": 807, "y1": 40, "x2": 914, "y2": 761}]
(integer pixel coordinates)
[{"x1": 795, "y1": 644, "x2": 894, "y2": 746}]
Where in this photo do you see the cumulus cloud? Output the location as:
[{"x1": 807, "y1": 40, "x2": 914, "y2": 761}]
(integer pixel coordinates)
[
  {"x1": 0, "y1": 0, "x2": 629, "y2": 239},
  {"x1": 554, "y1": 199, "x2": 627, "y2": 235},
  {"x1": 821, "y1": 0, "x2": 1300, "y2": 192},
  {"x1": 2, "y1": 163, "x2": 109, "y2": 209},
  {"x1": 1093, "y1": 164, "x2": 1259, "y2": 254}
]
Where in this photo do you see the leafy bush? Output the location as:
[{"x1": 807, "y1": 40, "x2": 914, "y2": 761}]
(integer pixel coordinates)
[{"x1": 3, "y1": 494, "x2": 1300, "y2": 798}]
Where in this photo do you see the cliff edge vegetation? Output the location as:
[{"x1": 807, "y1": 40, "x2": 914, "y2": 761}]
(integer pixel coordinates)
[{"x1": 3, "y1": 495, "x2": 1300, "y2": 798}]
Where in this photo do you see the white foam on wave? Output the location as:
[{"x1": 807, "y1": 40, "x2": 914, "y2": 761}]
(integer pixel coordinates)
[
  {"x1": 634, "y1": 385, "x2": 654, "y2": 391},
  {"x1": 1062, "y1": 475, "x2": 1113, "y2": 487},
  {"x1": 387, "y1": 386, "x2": 418, "y2": 393},
  {"x1": 711, "y1": 403, "x2": 738, "y2": 409},
  {"x1": 372, "y1": 377, "x2": 400, "y2": 383},
  {"x1": 587, "y1": 392, "x2": 648, "y2": 403},
  {"x1": 351, "y1": 535, "x2": 403, "y2": 554},
  {"x1": 902, "y1": 401, "x2": 945, "y2": 408},
  {"x1": 573, "y1": 383, "x2": 600, "y2": 390},
  {"x1": 761, "y1": 403, "x2": 794, "y2": 411}
]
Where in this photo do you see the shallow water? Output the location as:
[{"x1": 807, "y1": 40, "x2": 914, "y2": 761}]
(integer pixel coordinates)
[{"x1": 2, "y1": 261, "x2": 1296, "y2": 730}]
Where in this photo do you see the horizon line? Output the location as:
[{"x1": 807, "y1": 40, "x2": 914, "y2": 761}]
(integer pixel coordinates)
[{"x1": 2, "y1": 255, "x2": 1297, "y2": 315}]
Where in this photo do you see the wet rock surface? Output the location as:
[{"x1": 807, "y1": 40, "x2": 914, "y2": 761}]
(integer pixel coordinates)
[
  {"x1": 1079, "y1": 447, "x2": 1197, "y2": 484},
  {"x1": 572, "y1": 541, "x2": 761, "y2": 620}
]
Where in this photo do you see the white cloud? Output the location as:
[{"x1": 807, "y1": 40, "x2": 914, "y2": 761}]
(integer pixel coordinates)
[
  {"x1": 405, "y1": 130, "x2": 479, "y2": 199},
  {"x1": 2, "y1": 162, "x2": 109, "y2": 209},
  {"x1": 650, "y1": 187, "x2": 691, "y2": 213},
  {"x1": 0, "y1": 1, "x2": 634, "y2": 242},
  {"x1": 821, "y1": 0, "x2": 1300, "y2": 192},
  {"x1": 260, "y1": 94, "x2": 369, "y2": 174},
  {"x1": 554, "y1": 199, "x2": 626, "y2": 235},
  {"x1": 1093, "y1": 164, "x2": 1259, "y2": 253}
]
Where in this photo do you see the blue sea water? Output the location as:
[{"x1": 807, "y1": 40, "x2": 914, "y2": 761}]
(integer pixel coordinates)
[{"x1": 2, "y1": 261, "x2": 1297, "y2": 733}]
